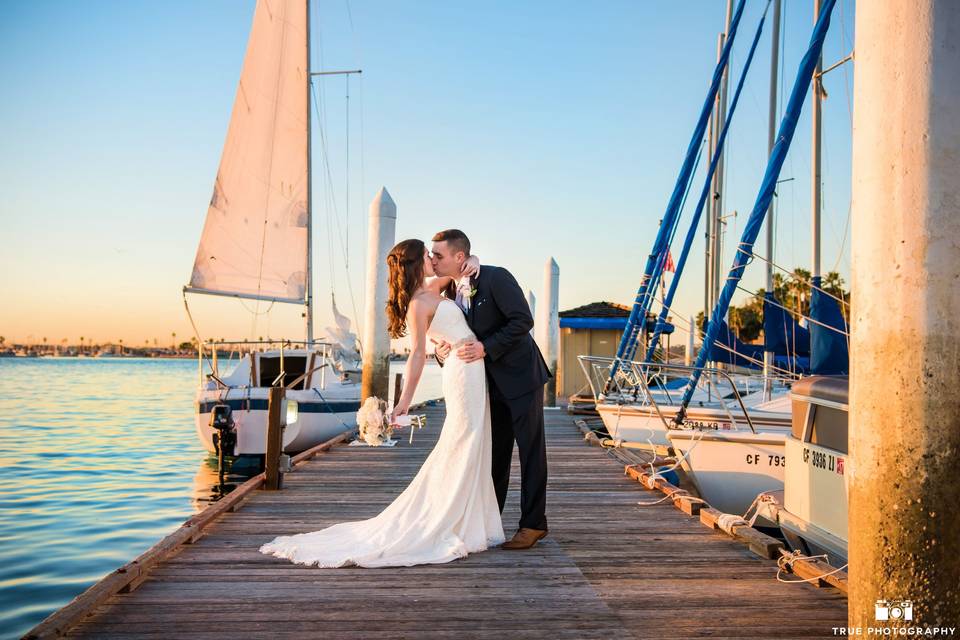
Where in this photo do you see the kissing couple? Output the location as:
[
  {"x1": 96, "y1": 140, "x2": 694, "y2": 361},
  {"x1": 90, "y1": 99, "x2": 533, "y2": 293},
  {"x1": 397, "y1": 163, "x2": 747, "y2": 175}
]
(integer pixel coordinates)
[{"x1": 260, "y1": 229, "x2": 552, "y2": 567}]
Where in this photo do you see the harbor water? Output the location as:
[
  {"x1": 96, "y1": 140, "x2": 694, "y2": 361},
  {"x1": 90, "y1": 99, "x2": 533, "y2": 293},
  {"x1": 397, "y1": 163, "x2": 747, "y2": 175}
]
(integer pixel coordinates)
[{"x1": 0, "y1": 357, "x2": 440, "y2": 639}]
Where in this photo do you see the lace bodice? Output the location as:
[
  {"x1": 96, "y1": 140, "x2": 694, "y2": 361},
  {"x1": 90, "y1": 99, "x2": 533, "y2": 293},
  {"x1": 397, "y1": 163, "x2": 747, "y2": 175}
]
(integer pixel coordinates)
[{"x1": 426, "y1": 299, "x2": 476, "y2": 346}]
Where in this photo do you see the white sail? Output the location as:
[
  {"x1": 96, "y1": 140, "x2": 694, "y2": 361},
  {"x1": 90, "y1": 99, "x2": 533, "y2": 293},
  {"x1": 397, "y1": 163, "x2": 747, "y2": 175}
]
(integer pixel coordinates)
[
  {"x1": 188, "y1": 0, "x2": 309, "y2": 303},
  {"x1": 325, "y1": 294, "x2": 361, "y2": 373}
]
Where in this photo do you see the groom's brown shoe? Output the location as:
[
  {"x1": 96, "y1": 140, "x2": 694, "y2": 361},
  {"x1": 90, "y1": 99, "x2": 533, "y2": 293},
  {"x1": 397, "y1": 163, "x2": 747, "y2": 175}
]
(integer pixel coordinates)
[{"x1": 501, "y1": 528, "x2": 548, "y2": 550}]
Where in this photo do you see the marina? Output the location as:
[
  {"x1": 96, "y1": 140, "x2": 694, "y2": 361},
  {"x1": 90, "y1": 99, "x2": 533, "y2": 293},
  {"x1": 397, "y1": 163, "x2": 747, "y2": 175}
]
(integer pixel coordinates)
[{"x1": 4, "y1": 0, "x2": 960, "y2": 635}]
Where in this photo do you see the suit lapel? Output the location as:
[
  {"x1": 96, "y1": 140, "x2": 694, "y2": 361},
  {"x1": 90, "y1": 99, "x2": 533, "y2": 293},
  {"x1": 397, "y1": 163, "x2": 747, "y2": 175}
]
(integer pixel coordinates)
[{"x1": 466, "y1": 273, "x2": 479, "y2": 327}]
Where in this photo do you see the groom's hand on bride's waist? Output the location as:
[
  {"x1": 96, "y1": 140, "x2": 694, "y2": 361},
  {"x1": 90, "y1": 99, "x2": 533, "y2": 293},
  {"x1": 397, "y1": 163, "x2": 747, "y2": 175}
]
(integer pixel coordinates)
[
  {"x1": 456, "y1": 340, "x2": 485, "y2": 363},
  {"x1": 432, "y1": 339, "x2": 452, "y2": 363}
]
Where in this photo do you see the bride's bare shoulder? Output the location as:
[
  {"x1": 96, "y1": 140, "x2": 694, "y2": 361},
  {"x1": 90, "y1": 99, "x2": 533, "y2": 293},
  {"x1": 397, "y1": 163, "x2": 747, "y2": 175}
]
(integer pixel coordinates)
[{"x1": 408, "y1": 291, "x2": 443, "y2": 321}]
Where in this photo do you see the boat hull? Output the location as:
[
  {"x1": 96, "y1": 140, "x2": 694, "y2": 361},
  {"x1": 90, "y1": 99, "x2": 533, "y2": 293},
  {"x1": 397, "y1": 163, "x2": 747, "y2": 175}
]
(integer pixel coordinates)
[
  {"x1": 596, "y1": 401, "x2": 791, "y2": 449},
  {"x1": 667, "y1": 429, "x2": 789, "y2": 526},
  {"x1": 779, "y1": 436, "x2": 849, "y2": 565},
  {"x1": 195, "y1": 388, "x2": 359, "y2": 455}
]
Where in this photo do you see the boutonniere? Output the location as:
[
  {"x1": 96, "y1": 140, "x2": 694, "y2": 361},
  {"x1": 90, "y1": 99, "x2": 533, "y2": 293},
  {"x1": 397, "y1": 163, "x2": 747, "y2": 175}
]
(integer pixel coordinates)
[{"x1": 465, "y1": 287, "x2": 478, "y2": 298}]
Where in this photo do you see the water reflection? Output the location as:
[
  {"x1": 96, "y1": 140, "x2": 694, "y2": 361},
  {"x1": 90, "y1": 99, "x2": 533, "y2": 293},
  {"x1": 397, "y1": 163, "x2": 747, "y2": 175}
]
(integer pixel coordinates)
[
  {"x1": 192, "y1": 454, "x2": 263, "y2": 507},
  {"x1": 0, "y1": 357, "x2": 440, "y2": 639}
]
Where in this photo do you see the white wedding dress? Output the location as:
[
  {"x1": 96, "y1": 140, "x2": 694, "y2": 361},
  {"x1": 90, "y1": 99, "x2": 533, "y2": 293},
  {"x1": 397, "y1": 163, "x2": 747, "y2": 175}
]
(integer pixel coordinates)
[{"x1": 260, "y1": 299, "x2": 505, "y2": 567}]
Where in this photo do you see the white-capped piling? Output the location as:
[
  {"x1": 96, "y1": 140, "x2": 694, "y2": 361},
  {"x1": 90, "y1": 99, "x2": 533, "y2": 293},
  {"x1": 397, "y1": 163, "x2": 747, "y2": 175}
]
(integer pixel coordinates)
[
  {"x1": 361, "y1": 187, "x2": 397, "y2": 403},
  {"x1": 849, "y1": 0, "x2": 960, "y2": 626},
  {"x1": 537, "y1": 258, "x2": 559, "y2": 406}
]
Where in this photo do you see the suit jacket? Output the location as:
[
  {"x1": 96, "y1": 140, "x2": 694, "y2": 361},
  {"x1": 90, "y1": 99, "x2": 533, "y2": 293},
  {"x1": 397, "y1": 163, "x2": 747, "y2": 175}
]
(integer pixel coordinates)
[{"x1": 459, "y1": 265, "x2": 550, "y2": 400}]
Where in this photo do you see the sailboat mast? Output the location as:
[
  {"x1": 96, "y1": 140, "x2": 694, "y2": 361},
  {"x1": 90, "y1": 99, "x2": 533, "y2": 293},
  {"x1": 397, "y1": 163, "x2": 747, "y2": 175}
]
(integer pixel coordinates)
[
  {"x1": 713, "y1": 0, "x2": 733, "y2": 319},
  {"x1": 763, "y1": 0, "x2": 781, "y2": 391},
  {"x1": 305, "y1": 0, "x2": 314, "y2": 346},
  {"x1": 811, "y1": 0, "x2": 823, "y2": 280}
]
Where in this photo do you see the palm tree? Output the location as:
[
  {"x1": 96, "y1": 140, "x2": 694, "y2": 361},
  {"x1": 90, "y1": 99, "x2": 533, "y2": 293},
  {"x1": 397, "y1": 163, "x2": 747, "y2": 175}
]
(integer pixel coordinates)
[
  {"x1": 80, "y1": 336, "x2": 84, "y2": 354},
  {"x1": 0, "y1": 336, "x2": 5, "y2": 348},
  {"x1": 171, "y1": 332, "x2": 177, "y2": 351},
  {"x1": 118, "y1": 339, "x2": 124, "y2": 355}
]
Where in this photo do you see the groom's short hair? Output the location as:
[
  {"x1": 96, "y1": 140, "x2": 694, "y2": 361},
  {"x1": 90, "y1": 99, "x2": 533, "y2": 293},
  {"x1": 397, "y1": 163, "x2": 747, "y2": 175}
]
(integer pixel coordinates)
[{"x1": 432, "y1": 229, "x2": 471, "y2": 257}]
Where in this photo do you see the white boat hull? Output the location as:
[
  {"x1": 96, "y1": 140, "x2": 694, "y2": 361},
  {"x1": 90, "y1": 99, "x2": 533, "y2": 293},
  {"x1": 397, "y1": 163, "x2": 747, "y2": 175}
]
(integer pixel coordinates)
[
  {"x1": 667, "y1": 429, "x2": 789, "y2": 526},
  {"x1": 195, "y1": 386, "x2": 359, "y2": 455},
  {"x1": 779, "y1": 437, "x2": 849, "y2": 565},
  {"x1": 596, "y1": 401, "x2": 791, "y2": 451}
]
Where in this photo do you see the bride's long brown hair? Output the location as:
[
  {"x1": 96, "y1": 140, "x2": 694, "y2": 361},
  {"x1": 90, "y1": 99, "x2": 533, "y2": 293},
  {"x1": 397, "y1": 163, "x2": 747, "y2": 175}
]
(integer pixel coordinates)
[{"x1": 386, "y1": 239, "x2": 426, "y2": 339}]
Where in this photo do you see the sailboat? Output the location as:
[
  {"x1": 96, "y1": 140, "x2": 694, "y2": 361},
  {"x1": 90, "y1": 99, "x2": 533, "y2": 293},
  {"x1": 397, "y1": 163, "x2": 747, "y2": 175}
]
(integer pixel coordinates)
[
  {"x1": 579, "y1": 0, "x2": 798, "y2": 461},
  {"x1": 183, "y1": 0, "x2": 362, "y2": 456},
  {"x1": 667, "y1": 0, "x2": 849, "y2": 523}
]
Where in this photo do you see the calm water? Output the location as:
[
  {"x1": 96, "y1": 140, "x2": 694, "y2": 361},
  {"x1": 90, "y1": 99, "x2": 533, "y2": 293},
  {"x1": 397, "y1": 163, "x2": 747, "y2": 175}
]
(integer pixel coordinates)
[{"x1": 0, "y1": 357, "x2": 440, "y2": 639}]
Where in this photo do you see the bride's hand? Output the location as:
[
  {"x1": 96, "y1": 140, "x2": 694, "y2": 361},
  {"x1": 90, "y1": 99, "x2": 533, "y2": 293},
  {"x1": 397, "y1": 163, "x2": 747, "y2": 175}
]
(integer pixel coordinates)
[
  {"x1": 461, "y1": 255, "x2": 480, "y2": 278},
  {"x1": 391, "y1": 400, "x2": 410, "y2": 426}
]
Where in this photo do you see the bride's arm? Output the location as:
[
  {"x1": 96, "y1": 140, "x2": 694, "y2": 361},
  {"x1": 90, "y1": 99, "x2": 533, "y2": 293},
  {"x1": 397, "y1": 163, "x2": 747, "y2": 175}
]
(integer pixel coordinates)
[
  {"x1": 425, "y1": 255, "x2": 481, "y2": 294},
  {"x1": 393, "y1": 299, "x2": 430, "y2": 421}
]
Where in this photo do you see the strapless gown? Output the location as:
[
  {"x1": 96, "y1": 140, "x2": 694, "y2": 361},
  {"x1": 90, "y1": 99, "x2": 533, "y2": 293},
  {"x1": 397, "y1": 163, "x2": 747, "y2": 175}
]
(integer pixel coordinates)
[{"x1": 259, "y1": 299, "x2": 504, "y2": 567}]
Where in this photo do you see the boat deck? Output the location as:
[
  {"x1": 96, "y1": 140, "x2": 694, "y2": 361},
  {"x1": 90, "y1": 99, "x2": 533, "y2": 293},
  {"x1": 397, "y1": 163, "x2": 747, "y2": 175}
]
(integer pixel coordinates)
[{"x1": 57, "y1": 404, "x2": 846, "y2": 639}]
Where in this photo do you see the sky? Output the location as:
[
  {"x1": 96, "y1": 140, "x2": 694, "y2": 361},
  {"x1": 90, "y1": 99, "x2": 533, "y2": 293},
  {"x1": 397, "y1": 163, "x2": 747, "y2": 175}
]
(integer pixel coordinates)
[{"x1": 0, "y1": 0, "x2": 856, "y2": 347}]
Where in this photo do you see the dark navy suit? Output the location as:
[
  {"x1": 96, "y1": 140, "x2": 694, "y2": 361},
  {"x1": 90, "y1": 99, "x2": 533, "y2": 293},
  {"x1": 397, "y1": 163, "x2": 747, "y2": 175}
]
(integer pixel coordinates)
[{"x1": 447, "y1": 265, "x2": 550, "y2": 530}]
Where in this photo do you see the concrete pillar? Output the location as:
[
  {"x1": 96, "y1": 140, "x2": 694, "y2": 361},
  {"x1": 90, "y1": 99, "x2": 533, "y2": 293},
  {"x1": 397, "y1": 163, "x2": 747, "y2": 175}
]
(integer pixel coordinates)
[
  {"x1": 536, "y1": 258, "x2": 559, "y2": 406},
  {"x1": 526, "y1": 290, "x2": 536, "y2": 336},
  {"x1": 849, "y1": 0, "x2": 960, "y2": 627},
  {"x1": 361, "y1": 187, "x2": 396, "y2": 403}
]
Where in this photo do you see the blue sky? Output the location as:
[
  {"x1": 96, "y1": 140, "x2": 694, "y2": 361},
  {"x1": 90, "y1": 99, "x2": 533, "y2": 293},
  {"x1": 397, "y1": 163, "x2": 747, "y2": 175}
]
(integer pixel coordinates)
[{"x1": 0, "y1": 0, "x2": 856, "y2": 345}]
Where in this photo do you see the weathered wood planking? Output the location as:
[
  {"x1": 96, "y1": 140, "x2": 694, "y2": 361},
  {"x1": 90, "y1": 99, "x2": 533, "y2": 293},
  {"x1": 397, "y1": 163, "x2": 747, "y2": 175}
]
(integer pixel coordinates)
[{"x1": 55, "y1": 404, "x2": 846, "y2": 639}]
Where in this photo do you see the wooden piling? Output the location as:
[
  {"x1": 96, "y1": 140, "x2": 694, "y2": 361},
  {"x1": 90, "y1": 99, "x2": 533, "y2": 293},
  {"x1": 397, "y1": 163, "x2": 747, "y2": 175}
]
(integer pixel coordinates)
[
  {"x1": 393, "y1": 373, "x2": 403, "y2": 408},
  {"x1": 264, "y1": 387, "x2": 284, "y2": 491}
]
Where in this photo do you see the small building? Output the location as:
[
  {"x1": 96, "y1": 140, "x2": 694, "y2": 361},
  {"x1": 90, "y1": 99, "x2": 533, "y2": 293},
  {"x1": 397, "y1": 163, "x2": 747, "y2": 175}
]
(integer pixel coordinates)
[{"x1": 558, "y1": 301, "x2": 631, "y2": 400}]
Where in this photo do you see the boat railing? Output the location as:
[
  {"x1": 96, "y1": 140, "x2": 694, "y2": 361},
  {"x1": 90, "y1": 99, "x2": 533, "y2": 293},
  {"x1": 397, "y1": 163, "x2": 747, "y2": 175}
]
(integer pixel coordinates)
[
  {"x1": 577, "y1": 356, "x2": 767, "y2": 433},
  {"x1": 197, "y1": 339, "x2": 343, "y2": 390}
]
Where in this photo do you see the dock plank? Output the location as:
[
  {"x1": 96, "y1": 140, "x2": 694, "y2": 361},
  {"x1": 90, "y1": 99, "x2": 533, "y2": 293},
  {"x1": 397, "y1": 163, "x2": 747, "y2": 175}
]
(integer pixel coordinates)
[{"x1": 61, "y1": 404, "x2": 846, "y2": 639}]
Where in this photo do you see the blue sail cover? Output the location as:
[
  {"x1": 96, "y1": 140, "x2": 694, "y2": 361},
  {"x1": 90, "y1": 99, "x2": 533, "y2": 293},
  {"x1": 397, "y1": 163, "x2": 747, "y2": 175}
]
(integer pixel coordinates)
[
  {"x1": 763, "y1": 293, "x2": 810, "y2": 356},
  {"x1": 644, "y1": 5, "x2": 771, "y2": 363},
  {"x1": 707, "y1": 319, "x2": 808, "y2": 372},
  {"x1": 809, "y1": 276, "x2": 849, "y2": 374},
  {"x1": 709, "y1": 320, "x2": 764, "y2": 369},
  {"x1": 679, "y1": 0, "x2": 837, "y2": 410},
  {"x1": 610, "y1": 0, "x2": 748, "y2": 377}
]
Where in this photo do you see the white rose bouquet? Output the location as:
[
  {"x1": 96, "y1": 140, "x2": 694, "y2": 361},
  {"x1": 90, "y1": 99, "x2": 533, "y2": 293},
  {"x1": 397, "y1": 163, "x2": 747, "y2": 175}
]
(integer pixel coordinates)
[{"x1": 356, "y1": 397, "x2": 394, "y2": 446}]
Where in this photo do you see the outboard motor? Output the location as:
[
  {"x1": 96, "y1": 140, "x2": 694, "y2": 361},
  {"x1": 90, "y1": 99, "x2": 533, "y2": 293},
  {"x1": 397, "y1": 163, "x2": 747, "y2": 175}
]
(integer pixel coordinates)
[{"x1": 210, "y1": 403, "x2": 237, "y2": 462}]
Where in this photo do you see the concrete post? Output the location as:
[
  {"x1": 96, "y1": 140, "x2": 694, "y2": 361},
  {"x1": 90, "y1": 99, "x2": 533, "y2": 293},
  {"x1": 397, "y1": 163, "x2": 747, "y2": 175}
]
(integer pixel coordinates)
[
  {"x1": 849, "y1": 0, "x2": 960, "y2": 627},
  {"x1": 361, "y1": 187, "x2": 396, "y2": 403},
  {"x1": 537, "y1": 258, "x2": 559, "y2": 406}
]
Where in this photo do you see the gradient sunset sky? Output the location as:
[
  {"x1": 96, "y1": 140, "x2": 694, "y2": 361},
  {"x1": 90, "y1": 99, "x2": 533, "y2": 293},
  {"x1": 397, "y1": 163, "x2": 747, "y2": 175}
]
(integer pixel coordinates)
[{"x1": 0, "y1": 0, "x2": 855, "y2": 346}]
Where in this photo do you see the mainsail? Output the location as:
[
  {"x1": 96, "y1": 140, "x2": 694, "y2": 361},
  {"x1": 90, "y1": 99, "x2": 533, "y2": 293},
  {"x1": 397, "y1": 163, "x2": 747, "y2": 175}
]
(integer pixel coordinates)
[{"x1": 187, "y1": 0, "x2": 309, "y2": 304}]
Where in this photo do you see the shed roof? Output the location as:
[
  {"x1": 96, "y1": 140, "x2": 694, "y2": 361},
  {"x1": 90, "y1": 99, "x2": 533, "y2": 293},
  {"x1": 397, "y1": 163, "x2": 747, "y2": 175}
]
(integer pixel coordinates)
[{"x1": 558, "y1": 301, "x2": 630, "y2": 319}]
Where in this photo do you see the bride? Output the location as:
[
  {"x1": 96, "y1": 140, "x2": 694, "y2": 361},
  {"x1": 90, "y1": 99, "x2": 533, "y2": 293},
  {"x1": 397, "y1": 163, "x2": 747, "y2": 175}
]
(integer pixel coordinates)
[{"x1": 259, "y1": 239, "x2": 505, "y2": 567}]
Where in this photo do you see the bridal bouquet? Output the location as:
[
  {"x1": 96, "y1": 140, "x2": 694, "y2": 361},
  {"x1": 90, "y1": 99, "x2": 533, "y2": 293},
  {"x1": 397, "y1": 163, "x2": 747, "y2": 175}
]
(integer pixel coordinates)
[{"x1": 356, "y1": 397, "x2": 394, "y2": 446}]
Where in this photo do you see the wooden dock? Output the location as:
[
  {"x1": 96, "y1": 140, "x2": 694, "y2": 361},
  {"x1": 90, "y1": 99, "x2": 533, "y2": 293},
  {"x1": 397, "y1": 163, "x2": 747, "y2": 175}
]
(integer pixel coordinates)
[{"x1": 39, "y1": 404, "x2": 847, "y2": 639}]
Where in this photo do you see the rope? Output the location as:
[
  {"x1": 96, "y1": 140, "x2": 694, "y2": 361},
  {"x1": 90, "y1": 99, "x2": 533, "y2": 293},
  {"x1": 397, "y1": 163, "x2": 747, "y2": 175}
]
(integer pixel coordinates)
[
  {"x1": 182, "y1": 292, "x2": 215, "y2": 375},
  {"x1": 717, "y1": 513, "x2": 749, "y2": 534},
  {"x1": 312, "y1": 388, "x2": 356, "y2": 431},
  {"x1": 736, "y1": 247, "x2": 850, "y2": 308},
  {"x1": 776, "y1": 550, "x2": 848, "y2": 584}
]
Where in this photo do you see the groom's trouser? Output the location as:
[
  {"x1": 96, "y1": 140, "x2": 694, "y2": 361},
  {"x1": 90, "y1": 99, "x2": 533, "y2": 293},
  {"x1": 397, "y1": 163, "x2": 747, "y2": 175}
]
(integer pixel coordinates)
[{"x1": 489, "y1": 382, "x2": 548, "y2": 531}]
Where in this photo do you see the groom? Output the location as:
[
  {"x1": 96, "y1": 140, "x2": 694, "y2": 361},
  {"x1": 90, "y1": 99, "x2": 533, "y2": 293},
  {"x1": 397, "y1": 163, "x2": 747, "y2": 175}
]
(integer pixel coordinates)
[{"x1": 430, "y1": 229, "x2": 551, "y2": 550}]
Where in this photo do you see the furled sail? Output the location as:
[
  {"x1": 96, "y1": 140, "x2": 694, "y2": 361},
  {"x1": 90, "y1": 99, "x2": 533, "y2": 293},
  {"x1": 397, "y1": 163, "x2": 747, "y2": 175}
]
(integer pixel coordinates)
[
  {"x1": 187, "y1": 0, "x2": 309, "y2": 304},
  {"x1": 809, "y1": 277, "x2": 849, "y2": 374},
  {"x1": 324, "y1": 294, "x2": 361, "y2": 373}
]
